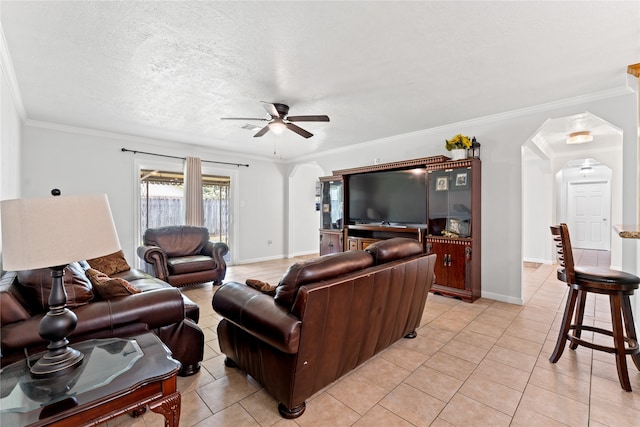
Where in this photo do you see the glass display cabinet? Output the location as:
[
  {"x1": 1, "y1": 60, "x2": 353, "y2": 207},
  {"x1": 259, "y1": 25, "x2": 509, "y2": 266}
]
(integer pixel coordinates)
[
  {"x1": 319, "y1": 176, "x2": 344, "y2": 255},
  {"x1": 426, "y1": 158, "x2": 481, "y2": 302}
]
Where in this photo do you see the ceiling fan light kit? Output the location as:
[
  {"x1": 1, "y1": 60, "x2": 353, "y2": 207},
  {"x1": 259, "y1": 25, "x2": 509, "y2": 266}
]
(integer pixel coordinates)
[
  {"x1": 221, "y1": 102, "x2": 329, "y2": 139},
  {"x1": 566, "y1": 130, "x2": 593, "y2": 145}
]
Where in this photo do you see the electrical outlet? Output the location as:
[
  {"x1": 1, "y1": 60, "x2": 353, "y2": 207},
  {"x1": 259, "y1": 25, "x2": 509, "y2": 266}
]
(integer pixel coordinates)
[{"x1": 267, "y1": 240, "x2": 273, "y2": 245}]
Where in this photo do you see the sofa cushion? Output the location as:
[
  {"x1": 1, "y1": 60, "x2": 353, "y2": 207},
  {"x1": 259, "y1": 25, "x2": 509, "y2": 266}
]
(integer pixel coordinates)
[
  {"x1": 365, "y1": 238, "x2": 423, "y2": 265},
  {"x1": 274, "y1": 251, "x2": 374, "y2": 308},
  {"x1": 168, "y1": 255, "x2": 216, "y2": 275},
  {"x1": 85, "y1": 268, "x2": 141, "y2": 299},
  {"x1": 143, "y1": 226, "x2": 209, "y2": 257},
  {"x1": 0, "y1": 290, "x2": 31, "y2": 325},
  {"x1": 86, "y1": 250, "x2": 131, "y2": 276},
  {"x1": 16, "y1": 262, "x2": 94, "y2": 312}
]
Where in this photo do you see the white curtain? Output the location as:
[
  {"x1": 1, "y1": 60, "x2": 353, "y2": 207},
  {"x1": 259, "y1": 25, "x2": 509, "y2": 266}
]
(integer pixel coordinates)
[{"x1": 184, "y1": 156, "x2": 204, "y2": 226}]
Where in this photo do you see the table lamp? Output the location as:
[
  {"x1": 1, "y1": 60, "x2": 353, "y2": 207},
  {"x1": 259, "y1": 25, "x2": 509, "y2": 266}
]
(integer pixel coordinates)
[{"x1": 1, "y1": 193, "x2": 121, "y2": 378}]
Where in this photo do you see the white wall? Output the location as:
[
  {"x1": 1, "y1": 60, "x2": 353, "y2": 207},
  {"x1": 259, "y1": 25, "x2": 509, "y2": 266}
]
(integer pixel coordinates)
[
  {"x1": 20, "y1": 124, "x2": 290, "y2": 265},
  {"x1": 522, "y1": 148, "x2": 553, "y2": 264},
  {"x1": 0, "y1": 58, "x2": 22, "y2": 273},
  {"x1": 294, "y1": 90, "x2": 638, "y2": 304},
  {"x1": 287, "y1": 163, "x2": 323, "y2": 257}
]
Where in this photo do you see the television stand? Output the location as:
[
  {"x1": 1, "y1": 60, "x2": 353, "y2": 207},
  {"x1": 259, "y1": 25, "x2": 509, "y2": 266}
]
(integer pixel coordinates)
[{"x1": 346, "y1": 224, "x2": 426, "y2": 250}]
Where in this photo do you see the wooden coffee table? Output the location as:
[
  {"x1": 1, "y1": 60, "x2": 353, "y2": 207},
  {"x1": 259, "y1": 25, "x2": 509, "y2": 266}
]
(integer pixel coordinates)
[{"x1": 0, "y1": 332, "x2": 181, "y2": 426}]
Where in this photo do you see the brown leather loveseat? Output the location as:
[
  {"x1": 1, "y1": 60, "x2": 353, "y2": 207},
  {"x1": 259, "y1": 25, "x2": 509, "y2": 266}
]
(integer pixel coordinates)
[
  {"x1": 1, "y1": 257, "x2": 205, "y2": 376},
  {"x1": 138, "y1": 225, "x2": 228, "y2": 287},
  {"x1": 212, "y1": 238, "x2": 437, "y2": 418}
]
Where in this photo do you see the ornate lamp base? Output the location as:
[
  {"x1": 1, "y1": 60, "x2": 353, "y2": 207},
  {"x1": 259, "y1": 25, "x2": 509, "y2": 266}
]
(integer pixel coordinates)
[{"x1": 30, "y1": 266, "x2": 84, "y2": 378}]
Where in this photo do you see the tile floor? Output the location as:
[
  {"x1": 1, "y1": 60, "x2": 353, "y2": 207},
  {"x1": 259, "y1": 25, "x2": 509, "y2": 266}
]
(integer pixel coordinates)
[{"x1": 111, "y1": 249, "x2": 640, "y2": 426}]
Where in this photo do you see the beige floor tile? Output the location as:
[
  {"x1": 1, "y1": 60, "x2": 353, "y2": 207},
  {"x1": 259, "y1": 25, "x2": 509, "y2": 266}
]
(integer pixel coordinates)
[
  {"x1": 528, "y1": 365, "x2": 590, "y2": 404},
  {"x1": 179, "y1": 390, "x2": 214, "y2": 426},
  {"x1": 379, "y1": 383, "x2": 446, "y2": 427},
  {"x1": 423, "y1": 351, "x2": 478, "y2": 382},
  {"x1": 439, "y1": 394, "x2": 511, "y2": 427},
  {"x1": 440, "y1": 339, "x2": 489, "y2": 365},
  {"x1": 518, "y1": 383, "x2": 589, "y2": 426},
  {"x1": 504, "y1": 323, "x2": 549, "y2": 344},
  {"x1": 495, "y1": 333, "x2": 543, "y2": 357},
  {"x1": 589, "y1": 396, "x2": 640, "y2": 427},
  {"x1": 196, "y1": 370, "x2": 260, "y2": 414},
  {"x1": 511, "y1": 406, "x2": 569, "y2": 426},
  {"x1": 381, "y1": 345, "x2": 432, "y2": 372},
  {"x1": 590, "y1": 375, "x2": 640, "y2": 412},
  {"x1": 485, "y1": 345, "x2": 537, "y2": 373},
  {"x1": 453, "y1": 329, "x2": 497, "y2": 351},
  {"x1": 238, "y1": 389, "x2": 282, "y2": 426},
  {"x1": 355, "y1": 356, "x2": 411, "y2": 391},
  {"x1": 474, "y1": 358, "x2": 530, "y2": 392},
  {"x1": 458, "y1": 371, "x2": 522, "y2": 416},
  {"x1": 194, "y1": 403, "x2": 260, "y2": 427},
  {"x1": 463, "y1": 318, "x2": 506, "y2": 339},
  {"x1": 351, "y1": 405, "x2": 414, "y2": 427},
  {"x1": 295, "y1": 393, "x2": 360, "y2": 427},
  {"x1": 327, "y1": 371, "x2": 388, "y2": 415},
  {"x1": 404, "y1": 366, "x2": 463, "y2": 402}
]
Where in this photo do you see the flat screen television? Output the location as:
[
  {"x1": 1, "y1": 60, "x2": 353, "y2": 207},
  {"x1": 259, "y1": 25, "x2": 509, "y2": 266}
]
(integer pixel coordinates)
[{"x1": 347, "y1": 168, "x2": 427, "y2": 226}]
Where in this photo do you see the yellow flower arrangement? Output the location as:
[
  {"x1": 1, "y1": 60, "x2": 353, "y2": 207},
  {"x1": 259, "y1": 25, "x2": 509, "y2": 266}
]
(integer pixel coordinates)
[{"x1": 445, "y1": 134, "x2": 472, "y2": 151}]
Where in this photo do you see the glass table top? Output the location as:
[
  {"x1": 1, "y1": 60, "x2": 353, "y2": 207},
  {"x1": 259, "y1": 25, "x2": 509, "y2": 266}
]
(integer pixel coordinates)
[{"x1": 0, "y1": 337, "x2": 142, "y2": 414}]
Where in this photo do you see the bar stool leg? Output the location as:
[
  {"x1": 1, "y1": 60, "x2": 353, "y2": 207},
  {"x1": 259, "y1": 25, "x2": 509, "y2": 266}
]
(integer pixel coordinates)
[
  {"x1": 610, "y1": 293, "x2": 631, "y2": 391},
  {"x1": 550, "y1": 286, "x2": 580, "y2": 363},
  {"x1": 621, "y1": 295, "x2": 640, "y2": 371},
  {"x1": 569, "y1": 290, "x2": 587, "y2": 350}
]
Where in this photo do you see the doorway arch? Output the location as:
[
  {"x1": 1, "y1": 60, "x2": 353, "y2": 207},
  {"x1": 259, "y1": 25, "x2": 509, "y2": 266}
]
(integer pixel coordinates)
[{"x1": 521, "y1": 112, "x2": 623, "y2": 302}]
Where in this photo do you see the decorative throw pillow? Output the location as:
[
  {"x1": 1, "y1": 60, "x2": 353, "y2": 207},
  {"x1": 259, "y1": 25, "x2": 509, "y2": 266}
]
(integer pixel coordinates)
[
  {"x1": 86, "y1": 250, "x2": 131, "y2": 276},
  {"x1": 245, "y1": 279, "x2": 277, "y2": 296},
  {"x1": 85, "y1": 268, "x2": 141, "y2": 299},
  {"x1": 16, "y1": 262, "x2": 94, "y2": 312}
]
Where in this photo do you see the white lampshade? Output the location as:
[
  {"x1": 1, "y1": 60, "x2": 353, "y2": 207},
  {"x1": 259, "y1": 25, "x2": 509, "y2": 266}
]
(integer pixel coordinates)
[{"x1": 1, "y1": 194, "x2": 121, "y2": 271}]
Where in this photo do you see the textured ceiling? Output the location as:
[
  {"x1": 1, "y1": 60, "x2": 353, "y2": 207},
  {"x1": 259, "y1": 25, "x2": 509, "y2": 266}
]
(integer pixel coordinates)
[{"x1": 1, "y1": 1, "x2": 639, "y2": 160}]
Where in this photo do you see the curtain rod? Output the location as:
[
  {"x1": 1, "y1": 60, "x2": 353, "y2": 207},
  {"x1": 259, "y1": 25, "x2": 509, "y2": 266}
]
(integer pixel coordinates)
[{"x1": 121, "y1": 148, "x2": 250, "y2": 167}]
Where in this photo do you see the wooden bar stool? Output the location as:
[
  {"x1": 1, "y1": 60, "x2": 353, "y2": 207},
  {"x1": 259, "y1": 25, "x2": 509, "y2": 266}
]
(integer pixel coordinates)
[{"x1": 549, "y1": 224, "x2": 640, "y2": 391}]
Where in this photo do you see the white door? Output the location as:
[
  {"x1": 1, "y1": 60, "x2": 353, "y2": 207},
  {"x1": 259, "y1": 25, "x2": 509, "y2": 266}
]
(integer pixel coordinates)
[{"x1": 568, "y1": 181, "x2": 610, "y2": 250}]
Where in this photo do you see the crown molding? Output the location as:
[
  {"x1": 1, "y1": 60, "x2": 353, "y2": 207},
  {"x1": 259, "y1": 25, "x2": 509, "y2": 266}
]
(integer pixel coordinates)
[
  {"x1": 291, "y1": 86, "x2": 634, "y2": 163},
  {"x1": 23, "y1": 118, "x2": 283, "y2": 165},
  {"x1": 0, "y1": 22, "x2": 26, "y2": 120}
]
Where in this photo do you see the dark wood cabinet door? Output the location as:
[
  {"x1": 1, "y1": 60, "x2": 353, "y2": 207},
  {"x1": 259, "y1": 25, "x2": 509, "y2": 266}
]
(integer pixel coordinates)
[
  {"x1": 447, "y1": 243, "x2": 468, "y2": 290},
  {"x1": 428, "y1": 240, "x2": 449, "y2": 286},
  {"x1": 320, "y1": 232, "x2": 342, "y2": 255}
]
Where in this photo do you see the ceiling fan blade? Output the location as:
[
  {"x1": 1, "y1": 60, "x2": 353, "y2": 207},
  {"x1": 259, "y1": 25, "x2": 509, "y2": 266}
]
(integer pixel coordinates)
[
  {"x1": 220, "y1": 117, "x2": 269, "y2": 121},
  {"x1": 261, "y1": 102, "x2": 280, "y2": 118},
  {"x1": 253, "y1": 125, "x2": 270, "y2": 137},
  {"x1": 286, "y1": 115, "x2": 330, "y2": 122},
  {"x1": 286, "y1": 123, "x2": 313, "y2": 138}
]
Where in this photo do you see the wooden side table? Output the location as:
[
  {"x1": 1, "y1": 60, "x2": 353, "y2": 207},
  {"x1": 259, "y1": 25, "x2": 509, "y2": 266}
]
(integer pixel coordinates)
[{"x1": 0, "y1": 332, "x2": 181, "y2": 426}]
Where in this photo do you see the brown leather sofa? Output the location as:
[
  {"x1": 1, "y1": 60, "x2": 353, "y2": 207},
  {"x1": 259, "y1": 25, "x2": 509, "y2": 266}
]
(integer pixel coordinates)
[
  {"x1": 212, "y1": 238, "x2": 437, "y2": 418},
  {"x1": 138, "y1": 225, "x2": 228, "y2": 287},
  {"x1": 0, "y1": 262, "x2": 204, "y2": 376}
]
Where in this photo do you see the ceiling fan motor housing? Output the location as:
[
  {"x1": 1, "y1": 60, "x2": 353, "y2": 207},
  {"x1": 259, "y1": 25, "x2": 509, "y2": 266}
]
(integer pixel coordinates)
[{"x1": 273, "y1": 103, "x2": 290, "y2": 118}]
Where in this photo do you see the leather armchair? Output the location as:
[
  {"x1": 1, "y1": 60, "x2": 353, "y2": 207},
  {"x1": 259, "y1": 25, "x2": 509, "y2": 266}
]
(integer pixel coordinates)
[{"x1": 137, "y1": 225, "x2": 228, "y2": 287}]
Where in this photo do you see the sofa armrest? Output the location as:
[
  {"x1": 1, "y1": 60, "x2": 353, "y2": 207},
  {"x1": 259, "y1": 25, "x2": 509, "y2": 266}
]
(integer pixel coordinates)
[
  {"x1": 1, "y1": 288, "x2": 185, "y2": 355},
  {"x1": 202, "y1": 241, "x2": 229, "y2": 263},
  {"x1": 212, "y1": 282, "x2": 301, "y2": 354},
  {"x1": 137, "y1": 245, "x2": 169, "y2": 281}
]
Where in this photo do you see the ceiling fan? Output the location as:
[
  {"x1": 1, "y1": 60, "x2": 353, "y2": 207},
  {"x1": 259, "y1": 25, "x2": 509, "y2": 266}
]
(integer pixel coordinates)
[{"x1": 221, "y1": 102, "x2": 329, "y2": 138}]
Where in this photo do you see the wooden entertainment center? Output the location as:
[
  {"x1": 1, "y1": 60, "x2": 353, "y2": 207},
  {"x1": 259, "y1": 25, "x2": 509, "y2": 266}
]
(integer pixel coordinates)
[{"x1": 319, "y1": 155, "x2": 481, "y2": 302}]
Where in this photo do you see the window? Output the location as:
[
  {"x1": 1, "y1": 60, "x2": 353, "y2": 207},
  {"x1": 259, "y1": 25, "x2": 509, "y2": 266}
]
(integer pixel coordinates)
[{"x1": 140, "y1": 169, "x2": 230, "y2": 244}]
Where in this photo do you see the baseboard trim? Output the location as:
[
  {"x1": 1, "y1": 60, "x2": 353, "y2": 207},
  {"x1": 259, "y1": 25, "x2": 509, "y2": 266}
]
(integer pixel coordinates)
[{"x1": 481, "y1": 291, "x2": 524, "y2": 306}]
